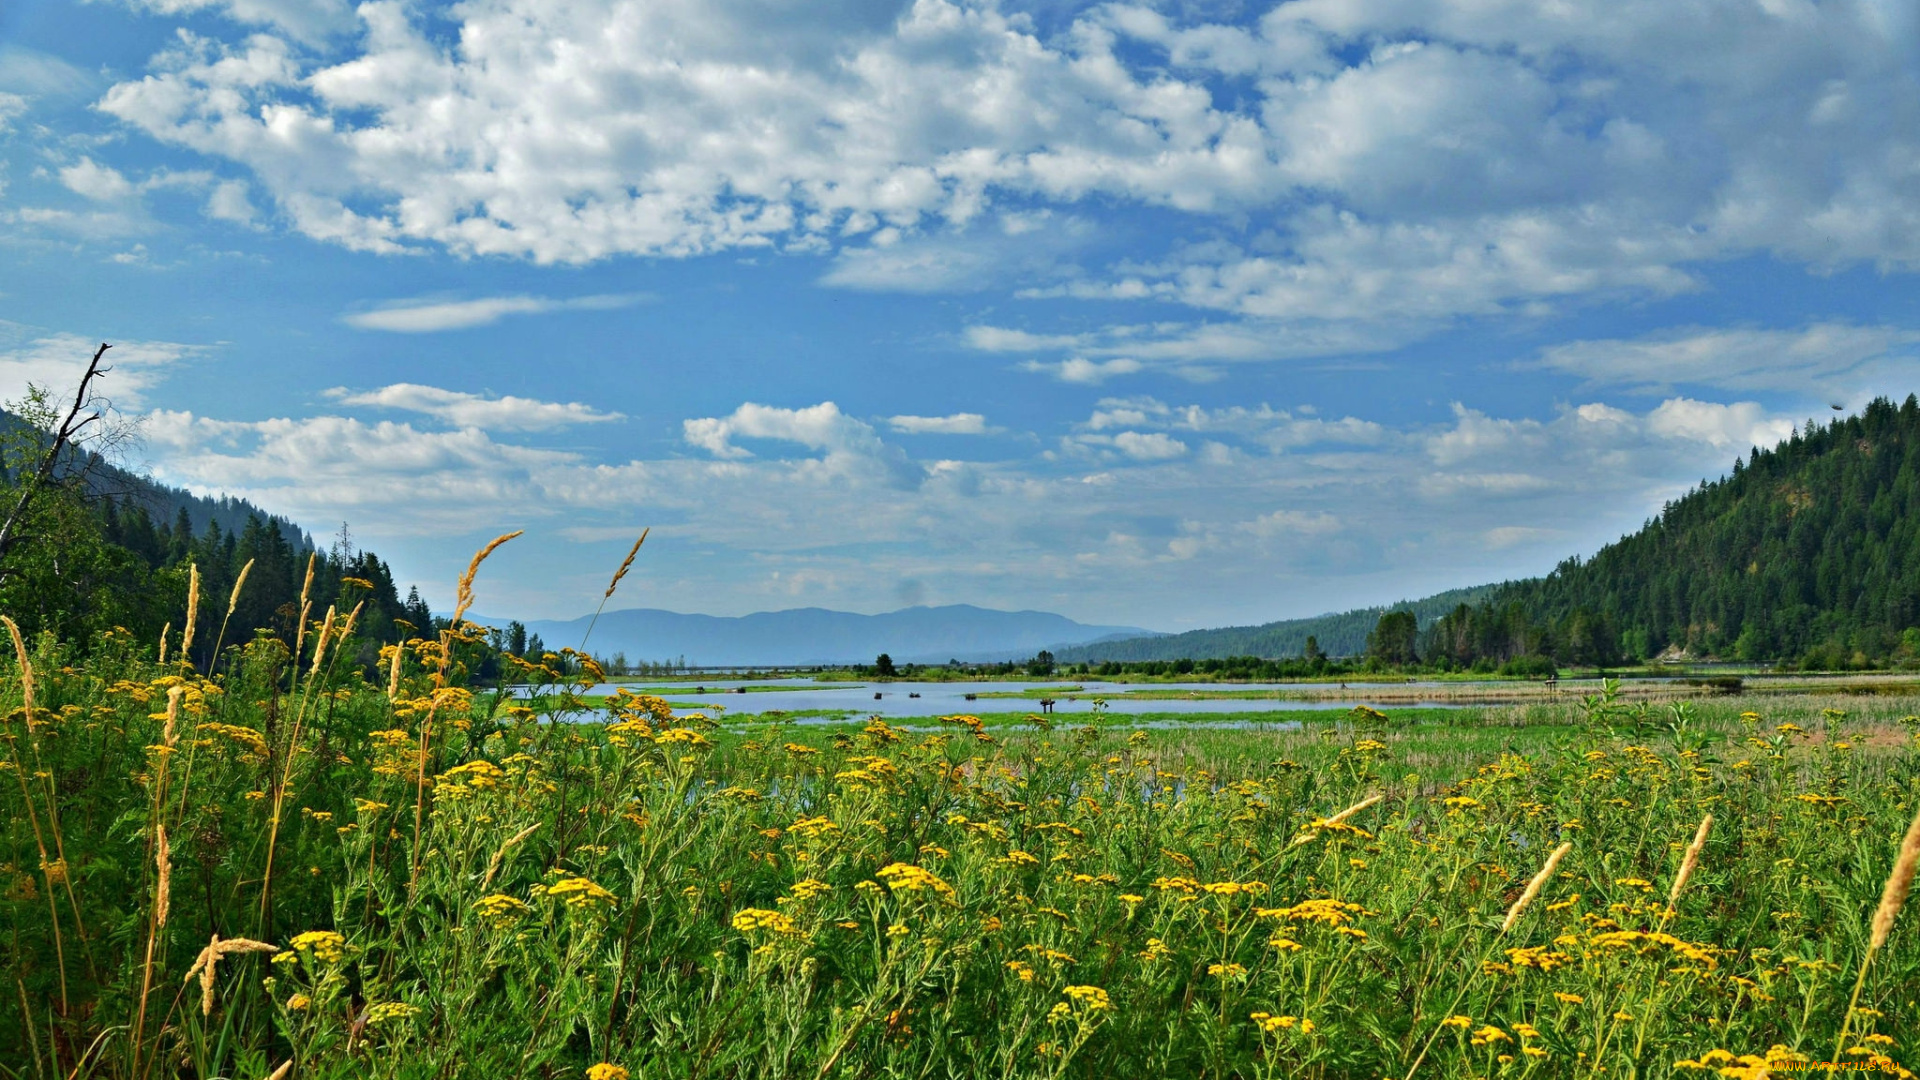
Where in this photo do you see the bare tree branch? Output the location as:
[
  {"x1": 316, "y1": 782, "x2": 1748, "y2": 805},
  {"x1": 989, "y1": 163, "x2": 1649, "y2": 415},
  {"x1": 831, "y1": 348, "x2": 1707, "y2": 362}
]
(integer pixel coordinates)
[{"x1": 0, "y1": 343, "x2": 113, "y2": 585}]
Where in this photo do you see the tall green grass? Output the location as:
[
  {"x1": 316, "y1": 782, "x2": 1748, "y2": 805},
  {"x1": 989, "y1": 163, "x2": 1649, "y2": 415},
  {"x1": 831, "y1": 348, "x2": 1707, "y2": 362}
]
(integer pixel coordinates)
[{"x1": 4, "y1": 621, "x2": 1920, "y2": 1078}]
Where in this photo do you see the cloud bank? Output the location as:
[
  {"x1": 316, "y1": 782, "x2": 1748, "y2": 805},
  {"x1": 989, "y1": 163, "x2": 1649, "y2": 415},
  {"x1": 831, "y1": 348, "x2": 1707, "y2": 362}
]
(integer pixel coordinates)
[
  {"x1": 88, "y1": 0, "x2": 1920, "y2": 345},
  {"x1": 138, "y1": 377, "x2": 1823, "y2": 625}
]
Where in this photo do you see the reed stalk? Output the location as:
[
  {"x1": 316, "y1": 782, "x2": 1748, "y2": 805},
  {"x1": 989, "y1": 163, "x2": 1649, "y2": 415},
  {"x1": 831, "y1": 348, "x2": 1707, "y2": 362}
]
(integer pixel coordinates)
[
  {"x1": 182, "y1": 563, "x2": 199, "y2": 669},
  {"x1": 291, "y1": 553, "x2": 314, "y2": 690},
  {"x1": 1, "y1": 616, "x2": 66, "y2": 1017},
  {"x1": 580, "y1": 528, "x2": 647, "y2": 652},
  {"x1": 206, "y1": 557, "x2": 253, "y2": 679},
  {"x1": 1835, "y1": 804, "x2": 1920, "y2": 1061},
  {"x1": 260, "y1": 604, "x2": 340, "y2": 933},
  {"x1": 1404, "y1": 842, "x2": 1574, "y2": 1080},
  {"x1": 129, "y1": 686, "x2": 181, "y2": 1077},
  {"x1": 413, "y1": 531, "x2": 521, "y2": 889}
]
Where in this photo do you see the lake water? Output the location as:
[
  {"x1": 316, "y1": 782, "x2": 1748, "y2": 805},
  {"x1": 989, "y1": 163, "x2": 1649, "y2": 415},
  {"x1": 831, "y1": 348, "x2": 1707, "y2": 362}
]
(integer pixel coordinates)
[{"x1": 542, "y1": 677, "x2": 1469, "y2": 720}]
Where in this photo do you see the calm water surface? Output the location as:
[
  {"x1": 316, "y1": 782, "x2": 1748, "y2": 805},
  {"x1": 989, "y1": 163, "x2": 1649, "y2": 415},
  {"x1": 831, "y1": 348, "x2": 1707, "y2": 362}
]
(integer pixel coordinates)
[{"x1": 542, "y1": 677, "x2": 1471, "y2": 720}]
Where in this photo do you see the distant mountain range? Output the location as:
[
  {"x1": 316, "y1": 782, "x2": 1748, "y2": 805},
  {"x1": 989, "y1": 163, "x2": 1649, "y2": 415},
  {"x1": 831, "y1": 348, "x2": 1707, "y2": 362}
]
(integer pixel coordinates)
[{"x1": 476, "y1": 604, "x2": 1158, "y2": 667}]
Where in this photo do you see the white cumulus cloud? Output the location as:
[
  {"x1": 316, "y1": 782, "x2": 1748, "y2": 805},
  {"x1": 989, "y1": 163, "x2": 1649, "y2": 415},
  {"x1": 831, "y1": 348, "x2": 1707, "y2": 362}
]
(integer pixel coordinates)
[
  {"x1": 128, "y1": 386, "x2": 1837, "y2": 625},
  {"x1": 85, "y1": 0, "x2": 1920, "y2": 346},
  {"x1": 0, "y1": 333, "x2": 202, "y2": 409},
  {"x1": 886, "y1": 413, "x2": 992, "y2": 435},
  {"x1": 343, "y1": 294, "x2": 650, "y2": 333},
  {"x1": 326, "y1": 383, "x2": 624, "y2": 431}
]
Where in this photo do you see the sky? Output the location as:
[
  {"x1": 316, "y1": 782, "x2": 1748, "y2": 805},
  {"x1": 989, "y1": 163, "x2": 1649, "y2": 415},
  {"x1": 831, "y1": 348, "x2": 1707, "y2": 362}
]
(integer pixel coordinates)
[{"x1": 3, "y1": 0, "x2": 1920, "y2": 630}]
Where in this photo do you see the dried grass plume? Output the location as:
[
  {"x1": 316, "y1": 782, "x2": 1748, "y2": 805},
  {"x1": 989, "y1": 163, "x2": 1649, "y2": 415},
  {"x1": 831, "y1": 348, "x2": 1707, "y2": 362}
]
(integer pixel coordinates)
[
  {"x1": 1871, "y1": 804, "x2": 1920, "y2": 950},
  {"x1": 183, "y1": 934, "x2": 277, "y2": 1015},
  {"x1": 1669, "y1": 814, "x2": 1713, "y2": 910},
  {"x1": 227, "y1": 558, "x2": 254, "y2": 616},
  {"x1": 183, "y1": 563, "x2": 199, "y2": 658},
  {"x1": 154, "y1": 825, "x2": 171, "y2": 928},
  {"x1": 605, "y1": 528, "x2": 648, "y2": 600},
  {"x1": 1502, "y1": 842, "x2": 1573, "y2": 933},
  {"x1": 454, "y1": 531, "x2": 524, "y2": 623},
  {"x1": 3, "y1": 615, "x2": 32, "y2": 716}
]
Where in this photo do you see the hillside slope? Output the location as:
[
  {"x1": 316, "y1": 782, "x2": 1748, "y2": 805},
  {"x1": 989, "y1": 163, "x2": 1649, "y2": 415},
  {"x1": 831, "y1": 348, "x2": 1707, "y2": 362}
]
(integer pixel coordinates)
[
  {"x1": 1063, "y1": 396, "x2": 1920, "y2": 668},
  {"x1": 0, "y1": 407, "x2": 426, "y2": 660},
  {"x1": 1053, "y1": 585, "x2": 1498, "y2": 662}
]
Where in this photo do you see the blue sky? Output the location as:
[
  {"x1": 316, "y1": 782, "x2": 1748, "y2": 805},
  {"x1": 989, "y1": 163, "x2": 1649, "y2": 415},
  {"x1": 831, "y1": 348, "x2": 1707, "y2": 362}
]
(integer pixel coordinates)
[{"x1": 3, "y1": 0, "x2": 1919, "y2": 629}]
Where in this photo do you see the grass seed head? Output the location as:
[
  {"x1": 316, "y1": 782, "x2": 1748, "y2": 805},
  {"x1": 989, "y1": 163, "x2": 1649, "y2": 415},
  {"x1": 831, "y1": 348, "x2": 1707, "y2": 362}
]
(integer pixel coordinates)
[
  {"x1": 340, "y1": 599, "x2": 365, "y2": 643},
  {"x1": 1669, "y1": 814, "x2": 1713, "y2": 909},
  {"x1": 482, "y1": 823, "x2": 542, "y2": 889},
  {"x1": 604, "y1": 528, "x2": 648, "y2": 600},
  {"x1": 227, "y1": 558, "x2": 254, "y2": 617},
  {"x1": 2, "y1": 615, "x2": 31, "y2": 716},
  {"x1": 154, "y1": 825, "x2": 171, "y2": 928},
  {"x1": 1502, "y1": 842, "x2": 1573, "y2": 933},
  {"x1": 1327, "y1": 793, "x2": 1384, "y2": 826},
  {"x1": 1870, "y1": 805, "x2": 1920, "y2": 951},
  {"x1": 164, "y1": 686, "x2": 183, "y2": 747},
  {"x1": 184, "y1": 563, "x2": 199, "y2": 658},
  {"x1": 184, "y1": 934, "x2": 277, "y2": 1015},
  {"x1": 455, "y1": 530, "x2": 524, "y2": 623},
  {"x1": 310, "y1": 606, "x2": 336, "y2": 677},
  {"x1": 298, "y1": 552, "x2": 314, "y2": 612}
]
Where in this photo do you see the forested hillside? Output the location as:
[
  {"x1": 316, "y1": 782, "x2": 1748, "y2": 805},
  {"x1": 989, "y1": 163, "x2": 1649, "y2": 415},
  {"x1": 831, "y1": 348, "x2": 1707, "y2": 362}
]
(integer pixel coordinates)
[
  {"x1": 1484, "y1": 394, "x2": 1920, "y2": 668},
  {"x1": 0, "y1": 406, "x2": 433, "y2": 668},
  {"x1": 1071, "y1": 396, "x2": 1920, "y2": 670}
]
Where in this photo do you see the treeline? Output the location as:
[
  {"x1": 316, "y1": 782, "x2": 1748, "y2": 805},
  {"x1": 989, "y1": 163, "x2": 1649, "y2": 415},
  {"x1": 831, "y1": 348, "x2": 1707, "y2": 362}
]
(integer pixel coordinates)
[
  {"x1": 41, "y1": 491, "x2": 605, "y2": 681},
  {"x1": 102, "y1": 497, "x2": 437, "y2": 669},
  {"x1": 1345, "y1": 398, "x2": 1920, "y2": 672}
]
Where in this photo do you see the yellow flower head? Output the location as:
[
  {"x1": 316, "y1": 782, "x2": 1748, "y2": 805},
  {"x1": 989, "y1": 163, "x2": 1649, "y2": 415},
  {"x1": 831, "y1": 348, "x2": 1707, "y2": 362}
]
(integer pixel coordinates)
[
  {"x1": 1063, "y1": 985, "x2": 1112, "y2": 1011},
  {"x1": 731, "y1": 908, "x2": 799, "y2": 934},
  {"x1": 287, "y1": 930, "x2": 348, "y2": 963},
  {"x1": 364, "y1": 1002, "x2": 419, "y2": 1026},
  {"x1": 545, "y1": 875, "x2": 617, "y2": 908},
  {"x1": 1250, "y1": 1012, "x2": 1300, "y2": 1034},
  {"x1": 474, "y1": 894, "x2": 530, "y2": 923},
  {"x1": 874, "y1": 863, "x2": 955, "y2": 897}
]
